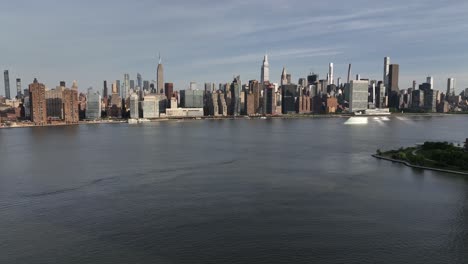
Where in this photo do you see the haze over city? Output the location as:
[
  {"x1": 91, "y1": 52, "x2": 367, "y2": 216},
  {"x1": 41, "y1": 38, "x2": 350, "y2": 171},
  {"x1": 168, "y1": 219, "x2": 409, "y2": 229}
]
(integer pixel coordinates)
[{"x1": 1, "y1": 0, "x2": 468, "y2": 92}]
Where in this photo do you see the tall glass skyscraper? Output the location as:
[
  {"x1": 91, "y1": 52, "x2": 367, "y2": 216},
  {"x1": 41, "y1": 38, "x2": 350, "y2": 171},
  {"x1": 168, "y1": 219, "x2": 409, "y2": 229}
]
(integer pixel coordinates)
[
  {"x1": 123, "y1": 74, "x2": 130, "y2": 99},
  {"x1": 16, "y1": 78, "x2": 22, "y2": 98},
  {"x1": 4, "y1": 70, "x2": 11, "y2": 99},
  {"x1": 86, "y1": 88, "x2": 102, "y2": 119},
  {"x1": 447, "y1": 78, "x2": 456, "y2": 96}
]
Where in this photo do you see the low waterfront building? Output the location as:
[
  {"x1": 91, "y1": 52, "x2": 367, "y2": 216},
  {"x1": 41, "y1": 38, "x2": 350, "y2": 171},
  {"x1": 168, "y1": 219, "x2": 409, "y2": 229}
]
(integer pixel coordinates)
[
  {"x1": 363, "y1": 108, "x2": 391, "y2": 115},
  {"x1": 166, "y1": 108, "x2": 204, "y2": 118}
]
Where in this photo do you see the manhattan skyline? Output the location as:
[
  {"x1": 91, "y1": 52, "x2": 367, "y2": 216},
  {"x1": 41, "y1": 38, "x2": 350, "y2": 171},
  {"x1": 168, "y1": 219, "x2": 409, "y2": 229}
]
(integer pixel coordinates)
[{"x1": 1, "y1": 0, "x2": 468, "y2": 93}]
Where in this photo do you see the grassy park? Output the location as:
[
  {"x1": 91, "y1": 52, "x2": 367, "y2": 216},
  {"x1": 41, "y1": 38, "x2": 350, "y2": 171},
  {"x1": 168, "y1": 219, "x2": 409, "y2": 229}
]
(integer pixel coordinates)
[{"x1": 377, "y1": 141, "x2": 468, "y2": 173}]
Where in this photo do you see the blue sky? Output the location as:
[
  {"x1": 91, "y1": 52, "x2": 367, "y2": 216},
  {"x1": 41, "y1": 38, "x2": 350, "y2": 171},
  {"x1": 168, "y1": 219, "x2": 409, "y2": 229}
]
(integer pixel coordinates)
[{"x1": 1, "y1": 0, "x2": 468, "y2": 93}]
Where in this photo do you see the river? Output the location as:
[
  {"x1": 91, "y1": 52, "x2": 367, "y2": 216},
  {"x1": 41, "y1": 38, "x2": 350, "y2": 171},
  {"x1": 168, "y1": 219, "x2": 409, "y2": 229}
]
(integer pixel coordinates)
[{"x1": 0, "y1": 116, "x2": 467, "y2": 263}]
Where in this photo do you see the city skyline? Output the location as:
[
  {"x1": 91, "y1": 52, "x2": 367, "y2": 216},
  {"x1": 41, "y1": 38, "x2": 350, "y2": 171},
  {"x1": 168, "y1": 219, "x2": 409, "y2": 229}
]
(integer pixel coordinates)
[
  {"x1": 1, "y1": 0, "x2": 468, "y2": 93},
  {"x1": 1, "y1": 55, "x2": 463, "y2": 96}
]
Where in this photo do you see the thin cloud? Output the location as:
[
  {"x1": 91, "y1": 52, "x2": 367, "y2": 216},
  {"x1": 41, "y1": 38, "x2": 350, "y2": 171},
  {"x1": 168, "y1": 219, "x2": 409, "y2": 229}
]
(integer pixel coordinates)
[{"x1": 194, "y1": 47, "x2": 343, "y2": 67}]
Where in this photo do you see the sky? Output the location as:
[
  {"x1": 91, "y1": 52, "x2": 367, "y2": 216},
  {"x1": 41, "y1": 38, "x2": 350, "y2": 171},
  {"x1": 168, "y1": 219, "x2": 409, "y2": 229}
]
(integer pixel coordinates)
[{"x1": 1, "y1": 0, "x2": 468, "y2": 94}]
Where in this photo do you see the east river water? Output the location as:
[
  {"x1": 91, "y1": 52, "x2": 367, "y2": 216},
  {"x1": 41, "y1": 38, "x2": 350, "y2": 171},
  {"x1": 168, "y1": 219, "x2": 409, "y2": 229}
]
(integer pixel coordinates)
[{"x1": 1, "y1": 116, "x2": 467, "y2": 264}]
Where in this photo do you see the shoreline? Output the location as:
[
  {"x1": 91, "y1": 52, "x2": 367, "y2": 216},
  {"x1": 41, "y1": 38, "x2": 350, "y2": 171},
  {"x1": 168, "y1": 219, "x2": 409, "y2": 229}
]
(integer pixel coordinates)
[
  {"x1": 1, "y1": 112, "x2": 466, "y2": 129},
  {"x1": 372, "y1": 154, "x2": 468, "y2": 176}
]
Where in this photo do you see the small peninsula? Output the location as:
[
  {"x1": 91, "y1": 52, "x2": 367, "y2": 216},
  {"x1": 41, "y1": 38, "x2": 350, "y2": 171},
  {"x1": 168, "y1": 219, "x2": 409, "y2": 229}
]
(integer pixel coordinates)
[{"x1": 374, "y1": 140, "x2": 468, "y2": 175}]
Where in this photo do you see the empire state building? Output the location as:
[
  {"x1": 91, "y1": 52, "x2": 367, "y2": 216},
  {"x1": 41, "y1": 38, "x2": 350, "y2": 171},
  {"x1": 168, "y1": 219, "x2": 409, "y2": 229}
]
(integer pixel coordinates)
[{"x1": 157, "y1": 54, "x2": 164, "y2": 93}]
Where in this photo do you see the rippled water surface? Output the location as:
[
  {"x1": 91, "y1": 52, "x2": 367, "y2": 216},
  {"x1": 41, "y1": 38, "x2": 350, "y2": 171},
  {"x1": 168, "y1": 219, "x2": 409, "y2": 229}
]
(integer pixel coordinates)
[{"x1": 1, "y1": 116, "x2": 467, "y2": 264}]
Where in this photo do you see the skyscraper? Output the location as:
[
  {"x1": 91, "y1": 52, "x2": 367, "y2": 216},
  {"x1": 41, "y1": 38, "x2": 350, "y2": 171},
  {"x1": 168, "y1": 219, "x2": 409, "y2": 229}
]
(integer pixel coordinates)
[
  {"x1": 86, "y1": 88, "x2": 101, "y2": 119},
  {"x1": 230, "y1": 76, "x2": 241, "y2": 116},
  {"x1": 329, "y1": 62, "x2": 334, "y2": 85},
  {"x1": 281, "y1": 67, "x2": 287, "y2": 86},
  {"x1": 103, "y1": 81, "x2": 108, "y2": 98},
  {"x1": 388, "y1": 64, "x2": 399, "y2": 93},
  {"x1": 112, "y1": 82, "x2": 118, "y2": 94},
  {"x1": 130, "y1": 80, "x2": 135, "y2": 90},
  {"x1": 426, "y1": 76, "x2": 434, "y2": 88},
  {"x1": 190, "y1": 82, "x2": 197, "y2": 90},
  {"x1": 143, "y1": 80, "x2": 149, "y2": 91},
  {"x1": 129, "y1": 94, "x2": 139, "y2": 118},
  {"x1": 165, "y1": 83, "x2": 174, "y2": 100},
  {"x1": 261, "y1": 54, "x2": 269, "y2": 84},
  {"x1": 115, "y1": 80, "x2": 121, "y2": 96},
  {"x1": 307, "y1": 73, "x2": 319, "y2": 84},
  {"x1": 263, "y1": 82, "x2": 276, "y2": 115},
  {"x1": 16, "y1": 78, "x2": 22, "y2": 98},
  {"x1": 388, "y1": 64, "x2": 400, "y2": 108},
  {"x1": 347, "y1": 64, "x2": 352, "y2": 84},
  {"x1": 29, "y1": 78, "x2": 47, "y2": 125},
  {"x1": 447, "y1": 78, "x2": 455, "y2": 96},
  {"x1": 349, "y1": 80, "x2": 369, "y2": 113},
  {"x1": 383, "y1": 57, "x2": 390, "y2": 88},
  {"x1": 123, "y1": 73, "x2": 130, "y2": 99},
  {"x1": 45, "y1": 85, "x2": 63, "y2": 119},
  {"x1": 4, "y1": 70, "x2": 11, "y2": 99},
  {"x1": 298, "y1": 78, "x2": 307, "y2": 87},
  {"x1": 62, "y1": 81, "x2": 79, "y2": 123},
  {"x1": 282, "y1": 84, "x2": 298, "y2": 114},
  {"x1": 157, "y1": 54, "x2": 164, "y2": 93},
  {"x1": 137, "y1": 73, "x2": 142, "y2": 89},
  {"x1": 420, "y1": 83, "x2": 437, "y2": 112},
  {"x1": 249, "y1": 80, "x2": 261, "y2": 114},
  {"x1": 204, "y1": 82, "x2": 212, "y2": 92}
]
